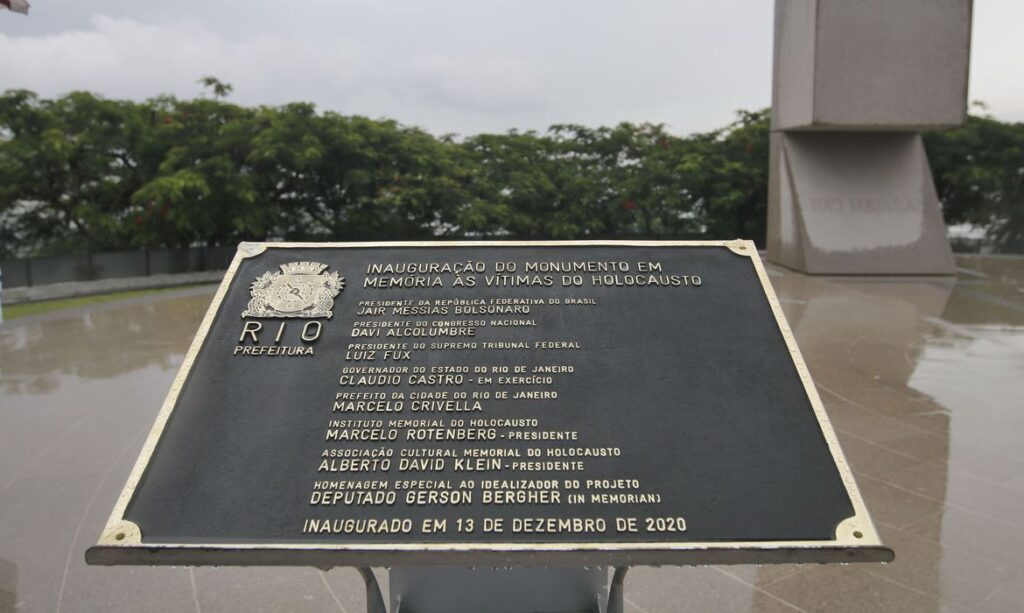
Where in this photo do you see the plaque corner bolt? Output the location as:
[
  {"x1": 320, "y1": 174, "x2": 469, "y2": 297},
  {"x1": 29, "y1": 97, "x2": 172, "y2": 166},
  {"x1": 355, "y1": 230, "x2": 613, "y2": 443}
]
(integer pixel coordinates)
[
  {"x1": 99, "y1": 520, "x2": 142, "y2": 546},
  {"x1": 238, "y1": 242, "x2": 268, "y2": 259},
  {"x1": 834, "y1": 515, "x2": 875, "y2": 545},
  {"x1": 726, "y1": 240, "x2": 755, "y2": 257}
]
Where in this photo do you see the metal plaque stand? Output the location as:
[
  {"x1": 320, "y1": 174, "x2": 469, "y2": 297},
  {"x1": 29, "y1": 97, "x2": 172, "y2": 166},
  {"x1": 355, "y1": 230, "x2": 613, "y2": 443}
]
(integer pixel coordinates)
[
  {"x1": 356, "y1": 566, "x2": 628, "y2": 613},
  {"x1": 84, "y1": 241, "x2": 892, "y2": 611}
]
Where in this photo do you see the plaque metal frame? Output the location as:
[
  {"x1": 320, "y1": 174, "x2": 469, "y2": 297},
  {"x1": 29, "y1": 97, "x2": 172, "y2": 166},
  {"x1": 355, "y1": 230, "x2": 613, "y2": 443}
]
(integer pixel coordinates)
[{"x1": 87, "y1": 240, "x2": 893, "y2": 567}]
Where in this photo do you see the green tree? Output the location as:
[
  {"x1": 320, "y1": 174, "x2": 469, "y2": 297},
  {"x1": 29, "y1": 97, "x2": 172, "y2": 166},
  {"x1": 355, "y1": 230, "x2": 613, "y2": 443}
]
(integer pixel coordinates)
[
  {"x1": 926, "y1": 113, "x2": 1024, "y2": 252},
  {"x1": 130, "y1": 94, "x2": 264, "y2": 248},
  {"x1": 198, "y1": 76, "x2": 234, "y2": 100},
  {"x1": 546, "y1": 123, "x2": 700, "y2": 239},
  {"x1": 248, "y1": 105, "x2": 471, "y2": 241},
  {"x1": 682, "y1": 110, "x2": 770, "y2": 245},
  {"x1": 455, "y1": 115, "x2": 771, "y2": 243},
  {"x1": 0, "y1": 89, "x2": 153, "y2": 255},
  {"x1": 3, "y1": 85, "x2": 1021, "y2": 257},
  {"x1": 458, "y1": 129, "x2": 595, "y2": 238}
]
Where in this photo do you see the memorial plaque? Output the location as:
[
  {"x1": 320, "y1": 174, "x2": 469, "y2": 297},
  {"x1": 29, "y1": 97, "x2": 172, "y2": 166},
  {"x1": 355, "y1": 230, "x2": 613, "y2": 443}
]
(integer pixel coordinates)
[{"x1": 87, "y1": 241, "x2": 892, "y2": 566}]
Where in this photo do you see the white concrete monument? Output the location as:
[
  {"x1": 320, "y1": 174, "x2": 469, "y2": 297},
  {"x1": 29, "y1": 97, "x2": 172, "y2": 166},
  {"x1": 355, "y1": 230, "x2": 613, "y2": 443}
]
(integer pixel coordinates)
[{"x1": 767, "y1": 0, "x2": 972, "y2": 274}]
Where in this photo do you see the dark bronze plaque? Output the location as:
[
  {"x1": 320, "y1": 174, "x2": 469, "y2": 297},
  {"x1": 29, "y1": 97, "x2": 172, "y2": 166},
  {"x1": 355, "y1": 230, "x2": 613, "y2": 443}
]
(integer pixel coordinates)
[{"x1": 88, "y1": 241, "x2": 892, "y2": 566}]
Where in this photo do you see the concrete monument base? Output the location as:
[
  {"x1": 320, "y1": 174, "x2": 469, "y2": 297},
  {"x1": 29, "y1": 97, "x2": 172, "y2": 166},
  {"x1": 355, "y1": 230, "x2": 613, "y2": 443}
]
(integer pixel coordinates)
[
  {"x1": 768, "y1": 0, "x2": 970, "y2": 275},
  {"x1": 767, "y1": 132, "x2": 956, "y2": 275}
]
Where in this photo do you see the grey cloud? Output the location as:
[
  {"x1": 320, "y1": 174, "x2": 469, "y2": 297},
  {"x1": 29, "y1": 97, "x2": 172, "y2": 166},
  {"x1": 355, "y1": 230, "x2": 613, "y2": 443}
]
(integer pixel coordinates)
[{"x1": 0, "y1": 0, "x2": 1020, "y2": 134}]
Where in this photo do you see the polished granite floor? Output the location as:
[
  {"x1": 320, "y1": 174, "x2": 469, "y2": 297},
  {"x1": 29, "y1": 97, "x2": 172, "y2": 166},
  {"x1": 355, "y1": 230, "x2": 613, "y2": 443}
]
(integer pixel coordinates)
[{"x1": 1, "y1": 255, "x2": 1022, "y2": 612}]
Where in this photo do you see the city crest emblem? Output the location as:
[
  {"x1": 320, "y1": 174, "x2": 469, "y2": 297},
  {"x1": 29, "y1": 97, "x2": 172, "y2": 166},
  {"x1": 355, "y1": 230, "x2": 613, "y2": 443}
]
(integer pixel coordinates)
[{"x1": 242, "y1": 261, "x2": 345, "y2": 319}]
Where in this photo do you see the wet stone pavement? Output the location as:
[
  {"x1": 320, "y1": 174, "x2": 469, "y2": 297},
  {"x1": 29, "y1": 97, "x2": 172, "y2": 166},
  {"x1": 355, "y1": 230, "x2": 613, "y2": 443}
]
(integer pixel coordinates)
[{"x1": 1, "y1": 256, "x2": 1023, "y2": 612}]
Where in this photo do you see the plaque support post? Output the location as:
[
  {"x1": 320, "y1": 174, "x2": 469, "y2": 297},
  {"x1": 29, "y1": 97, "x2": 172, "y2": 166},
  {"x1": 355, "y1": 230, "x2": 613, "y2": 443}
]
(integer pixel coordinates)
[
  {"x1": 608, "y1": 566, "x2": 628, "y2": 613},
  {"x1": 369, "y1": 566, "x2": 626, "y2": 613},
  {"x1": 357, "y1": 568, "x2": 388, "y2": 613}
]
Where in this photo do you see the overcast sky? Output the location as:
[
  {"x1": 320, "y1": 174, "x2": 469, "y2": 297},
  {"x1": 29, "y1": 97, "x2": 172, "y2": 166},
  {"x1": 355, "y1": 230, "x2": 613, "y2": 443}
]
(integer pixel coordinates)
[{"x1": 1, "y1": 1, "x2": 1022, "y2": 136}]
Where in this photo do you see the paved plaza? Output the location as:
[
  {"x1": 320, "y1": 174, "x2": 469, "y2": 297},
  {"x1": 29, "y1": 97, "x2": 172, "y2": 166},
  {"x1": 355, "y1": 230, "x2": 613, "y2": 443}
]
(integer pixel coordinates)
[{"x1": 1, "y1": 255, "x2": 1022, "y2": 612}]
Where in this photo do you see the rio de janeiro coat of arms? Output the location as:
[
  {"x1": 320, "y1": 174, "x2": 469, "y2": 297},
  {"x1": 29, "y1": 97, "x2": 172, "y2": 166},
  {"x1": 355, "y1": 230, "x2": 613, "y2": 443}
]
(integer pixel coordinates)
[{"x1": 242, "y1": 261, "x2": 345, "y2": 318}]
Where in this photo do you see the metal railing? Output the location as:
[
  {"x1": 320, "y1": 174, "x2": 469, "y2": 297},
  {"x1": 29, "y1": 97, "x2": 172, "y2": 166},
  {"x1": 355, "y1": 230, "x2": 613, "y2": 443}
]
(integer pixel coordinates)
[{"x1": 0, "y1": 245, "x2": 236, "y2": 289}]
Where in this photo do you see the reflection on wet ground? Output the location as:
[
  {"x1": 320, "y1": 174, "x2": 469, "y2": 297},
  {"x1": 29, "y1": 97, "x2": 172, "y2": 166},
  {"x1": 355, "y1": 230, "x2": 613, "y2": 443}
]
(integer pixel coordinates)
[{"x1": 1, "y1": 256, "x2": 1022, "y2": 612}]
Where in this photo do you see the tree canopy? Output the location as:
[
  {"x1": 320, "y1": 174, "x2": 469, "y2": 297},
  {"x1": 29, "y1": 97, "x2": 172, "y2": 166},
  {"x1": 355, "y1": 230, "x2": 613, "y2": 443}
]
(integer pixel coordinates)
[
  {"x1": 925, "y1": 112, "x2": 1024, "y2": 253},
  {"x1": 1, "y1": 87, "x2": 1020, "y2": 258}
]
